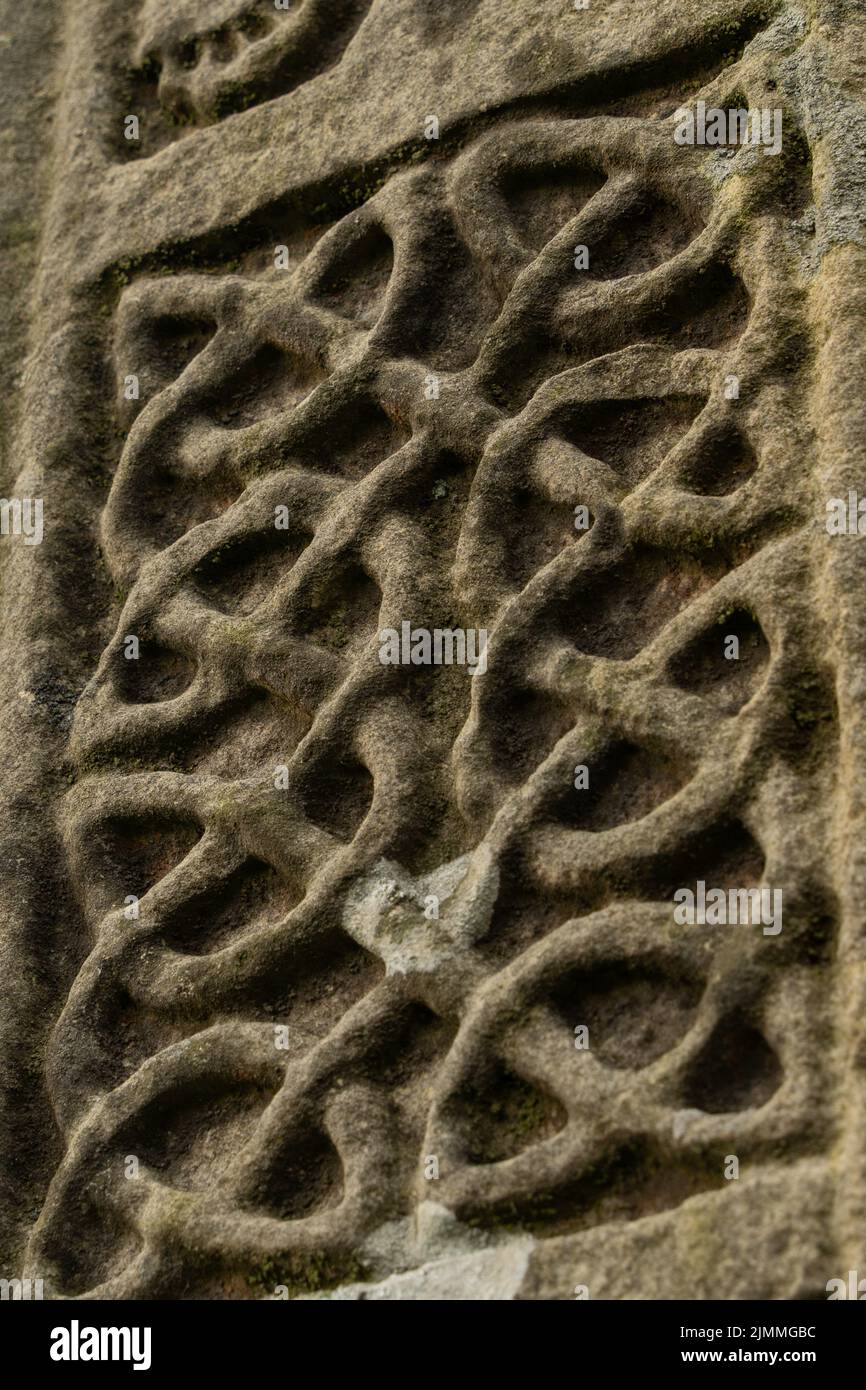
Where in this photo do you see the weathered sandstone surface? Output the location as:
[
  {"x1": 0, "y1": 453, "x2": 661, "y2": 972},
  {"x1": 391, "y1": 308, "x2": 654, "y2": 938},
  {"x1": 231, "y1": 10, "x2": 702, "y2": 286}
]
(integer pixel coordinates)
[{"x1": 0, "y1": 0, "x2": 865, "y2": 1300}]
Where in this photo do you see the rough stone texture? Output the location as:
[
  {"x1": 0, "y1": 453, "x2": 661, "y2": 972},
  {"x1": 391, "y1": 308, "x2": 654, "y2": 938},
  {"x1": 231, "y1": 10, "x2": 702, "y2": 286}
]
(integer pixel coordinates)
[{"x1": 0, "y1": 0, "x2": 864, "y2": 1301}]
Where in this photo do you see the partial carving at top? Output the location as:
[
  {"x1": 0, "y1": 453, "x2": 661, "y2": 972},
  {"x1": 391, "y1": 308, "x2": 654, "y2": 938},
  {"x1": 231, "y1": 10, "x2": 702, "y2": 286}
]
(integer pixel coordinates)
[{"x1": 120, "y1": 0, "x2": 373, "y2": 158}]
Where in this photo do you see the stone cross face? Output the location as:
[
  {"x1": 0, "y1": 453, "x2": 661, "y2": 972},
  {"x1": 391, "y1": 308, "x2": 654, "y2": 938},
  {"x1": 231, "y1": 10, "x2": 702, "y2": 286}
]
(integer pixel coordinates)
[{"x1": 0, "y1": 0, "x2": 863, "y2": 1304}]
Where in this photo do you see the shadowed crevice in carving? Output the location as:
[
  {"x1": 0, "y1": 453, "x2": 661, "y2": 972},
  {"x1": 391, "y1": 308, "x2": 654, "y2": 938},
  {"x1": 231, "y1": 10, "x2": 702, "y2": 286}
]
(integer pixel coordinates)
[
  {"x1": 682, "y1": 1012, "x2": 783, "y2": 1114},
  {"x1": 677, "y1": 419, "x2": 758, "y2": 495},
  {"x1": 551, "y1": 740, "x2": 691, "y2": 832},
  {"x1": 460, "y1": 1136, "x2": 724, "y2": 1236},
  {"x1": 560, "y1": 546, "x2": 729, "y2": 661},
  {"x1": 478, "y1": 857, "x2": 598, "y2": 961},
  {"x1": 629, "y1": 819, "x2": 766, "y2": 903},
  {"x1": 295, "y1": 396, "x2": 410, "y2": 480},
  {"x1": 310, "y1": 224, "x2": 393, "y2": 329},
  {"x1": 290, "y1": 561, "x2": 382, "y2": 655},
  {"x1": 502, "y1": 487, "x2": 587, "y2": 590},
  {"x1": 361, "y1": 1000, "x2": 457, "y2": 1089},
  {"x1": 483, "y1": 261, "x2": 750, "y2": 411},
  {"x1": 587, "y1": 190, "x2": 704, "y2": 280},
  {"x1": 142, "y1": 313, "x2": 217, "y2": 384},
  {"x1": 485, "y1": 683, "x2": 575, "y2": 782},
  {"x1": 296, "y1": 752, "x2": 374, "y2": 841},
  {"x1": 243, "y1": 1128, "x2": 345, "y2": 1222},
  {"x1": 204, "y1": 345, "x2": 325, "y2": 429},
  {"x1": 649, "y1": 262, "x2": 750, "y2": 352},
  {"x1": 668, "y1": 608, "x2": 770, "y2": 713},
  {"x1": 119, "y1": 449, "x2": 246, "y2": 550},
  {"x1": 502, "y1": 165, "x2": 606, "y2": 253},
  {"x1": 547, "y1": 962, "x2": 705, "y2": 1069},
  {"x1": 192, "y1": 526, "x2": 314, "y2": 616},
  {"x1": 88, "y1": 814, "x2": 203, "y2": 912},
  {"x1": 159, "y1": 857, "x2": 303, "y2": 955},
  {"x1": 36, "y1": 1190, "x2": 143, "y2": 1299},
  {"x1": 241, "y1": 932, "x2": 383, "y2": 1031},
  {"x1": 556, "y1": 395, "x2": 706, "y2": 490},
  {"x1": 115, "y1": 641, "x2": 196, "y2": 704},
  {"x1": 117, "y1": 1076, "x2": 277, "y2": 1191},
  {"x1": 447, "y1": 1059, "x2": 567, "y2": 1166}
]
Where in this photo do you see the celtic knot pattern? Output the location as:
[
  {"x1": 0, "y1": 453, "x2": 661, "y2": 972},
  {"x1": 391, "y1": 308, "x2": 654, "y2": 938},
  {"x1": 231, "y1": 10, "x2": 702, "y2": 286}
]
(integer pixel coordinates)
[{"x1": 9, "y1": 0, "x2": 855, "y2": 1301}]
